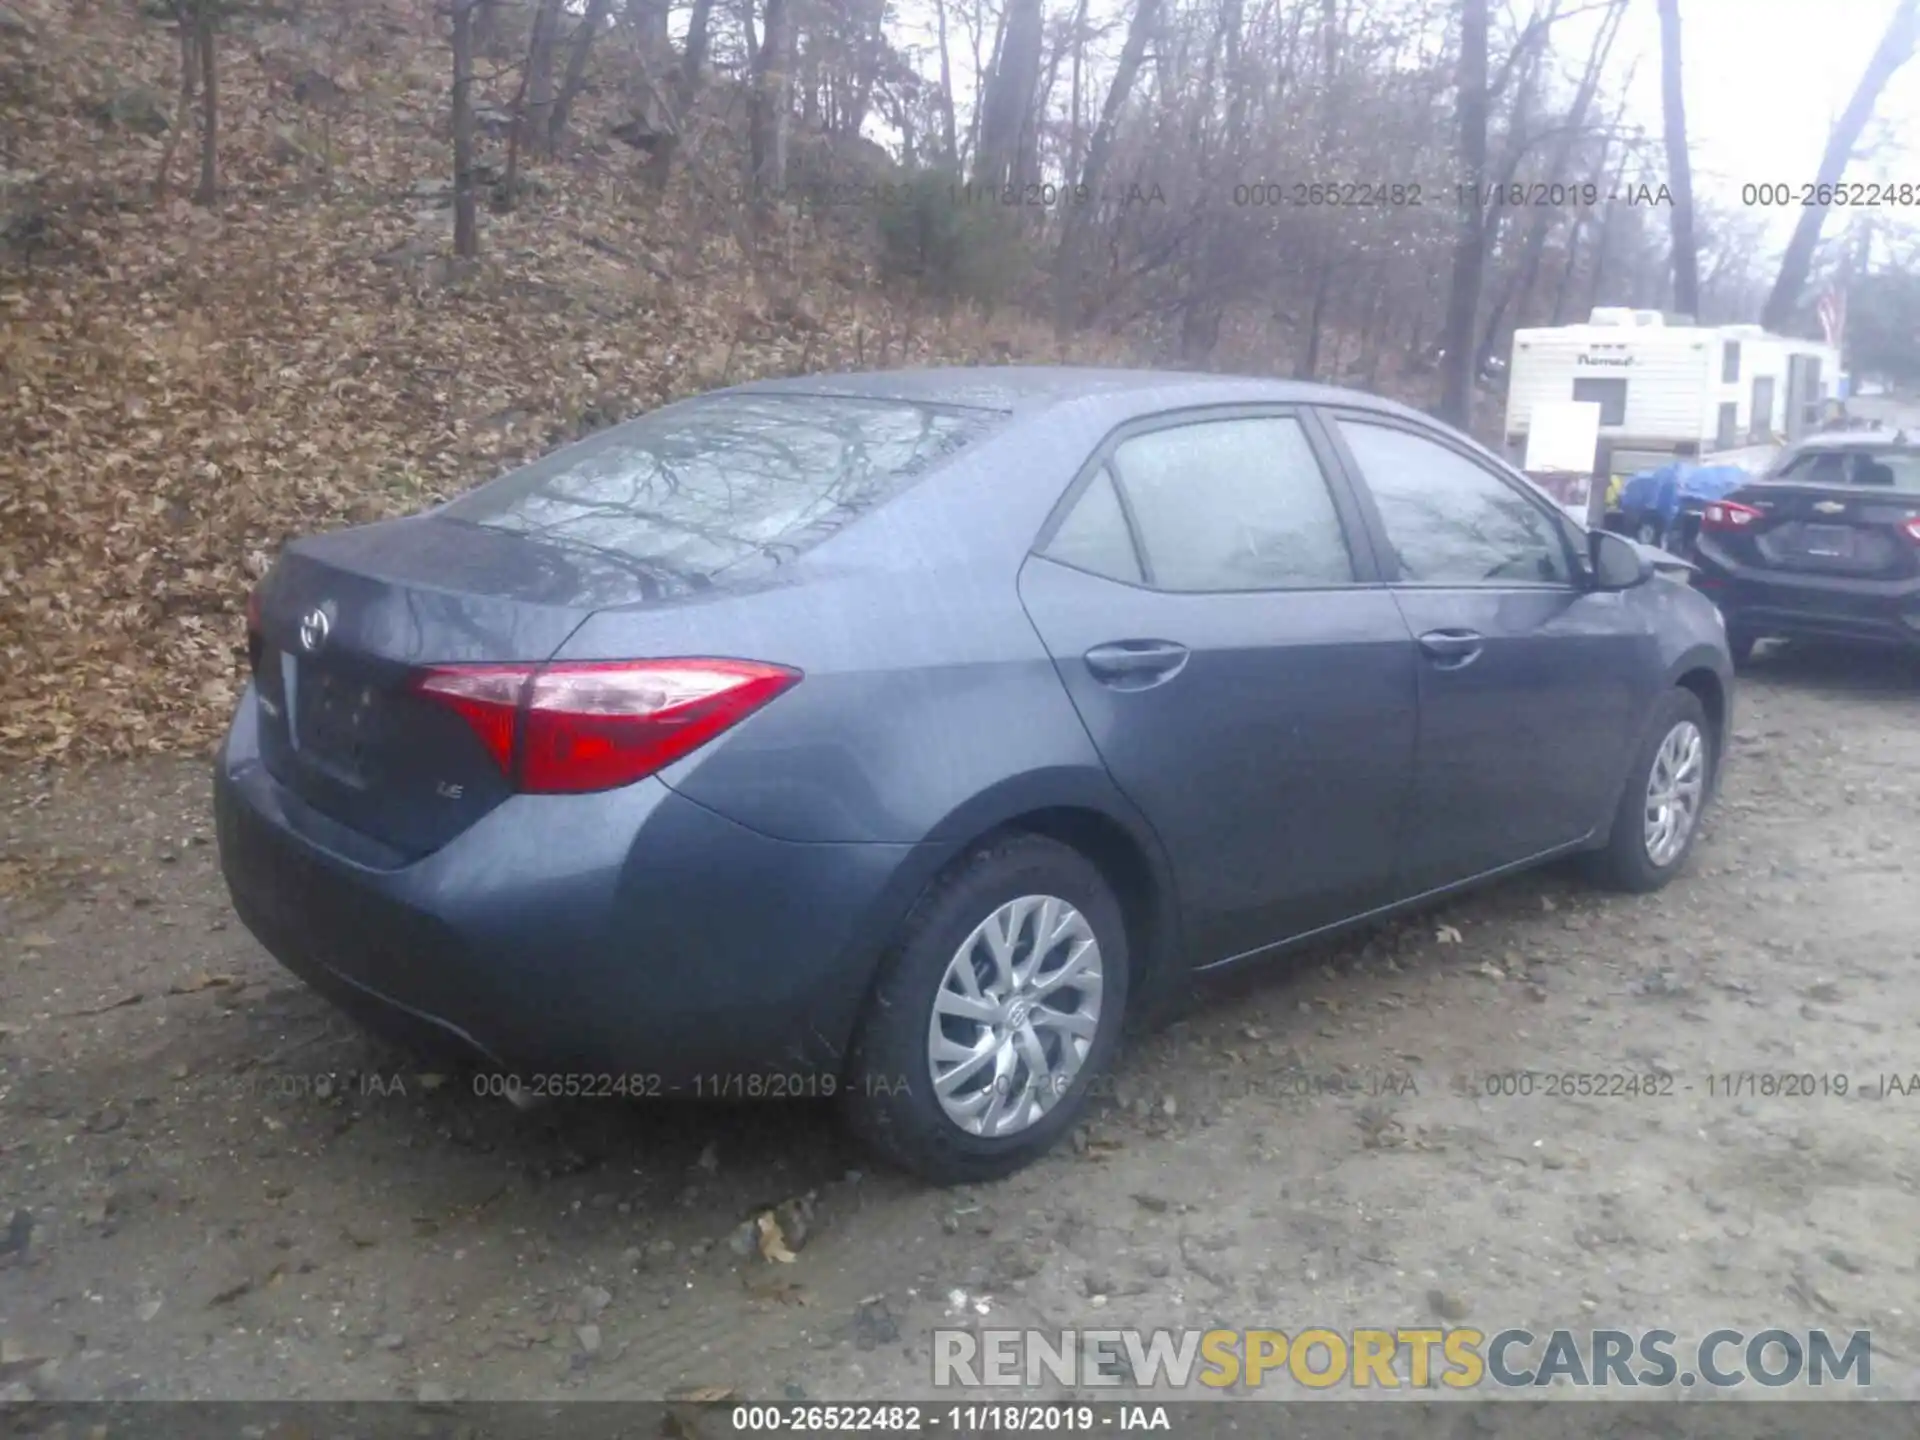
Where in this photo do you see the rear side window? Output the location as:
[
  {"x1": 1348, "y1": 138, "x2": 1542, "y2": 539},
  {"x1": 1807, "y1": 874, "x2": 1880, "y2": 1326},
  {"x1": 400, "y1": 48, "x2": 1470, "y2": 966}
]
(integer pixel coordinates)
[
  {"x1": 447, "y1": 393, "x2": 1001, "y2": 581},
  {"x1": 1777, "y1": 449, "x2": 1920, "y2": 493},
  {"x1": 1044, "y1": 466, "x2": 1143, "y2": 583},
  {"x1": 1106, "y1": 417, "x2": 1356, "y2": 591}
]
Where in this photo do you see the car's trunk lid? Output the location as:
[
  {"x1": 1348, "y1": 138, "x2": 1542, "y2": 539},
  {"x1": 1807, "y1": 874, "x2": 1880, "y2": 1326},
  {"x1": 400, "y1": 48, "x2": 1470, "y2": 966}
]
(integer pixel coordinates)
[
  {"x1": 1711, "y1": 482, "x2": 1920, "y2": 581},
  {"x1": 251, "y1": 515, "x2": 627, "y2": 860}
]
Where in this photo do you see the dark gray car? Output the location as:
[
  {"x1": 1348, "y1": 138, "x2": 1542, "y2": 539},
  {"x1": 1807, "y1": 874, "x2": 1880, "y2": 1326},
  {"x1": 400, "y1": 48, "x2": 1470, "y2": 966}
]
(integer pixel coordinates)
[{"x1": 215, "y1": 368, "x2": 1733, "y2": 1182}]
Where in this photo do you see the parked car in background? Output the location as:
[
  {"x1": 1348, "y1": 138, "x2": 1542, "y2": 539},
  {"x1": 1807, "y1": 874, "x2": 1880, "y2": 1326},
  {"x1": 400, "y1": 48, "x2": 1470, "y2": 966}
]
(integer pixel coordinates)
[
  {"x1": 1689, "y1": 434, "x2": 1920, "y2": 664},
  {"x1": 215, "y1": 368, "x2": 1733, "y2": 1184}
]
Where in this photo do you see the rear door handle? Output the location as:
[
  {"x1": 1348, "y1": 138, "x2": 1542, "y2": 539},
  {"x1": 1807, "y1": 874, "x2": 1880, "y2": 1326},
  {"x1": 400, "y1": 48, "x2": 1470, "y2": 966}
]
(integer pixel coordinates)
[
  {"x1": 1083, "y1": 640, "x2": 1190, "y2": 688},
  {"x1": 1417, "y1": 629, "x2": 1484, "y2": 669}
]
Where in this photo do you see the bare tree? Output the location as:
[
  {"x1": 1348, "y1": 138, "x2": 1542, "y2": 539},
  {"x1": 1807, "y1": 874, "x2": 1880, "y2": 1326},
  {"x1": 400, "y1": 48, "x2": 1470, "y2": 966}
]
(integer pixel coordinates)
[
  {"x1": 932, "y1": 0, "x2": 960, "y2": 162},
  {"x1": 1480, "y1": 0, "x2": 1625, "y2": 362},
  {"x1": 525, "y1": 0, "x2": 564, "y2": 156},
  {"x1": 1761, "y1": 0, "x2": 1919, "y2": 332},
  {"x1": 551, "y1": 0, "x2": 616, "y2": 152},
  {"x1": 1655, "y1": 0, "x2": 1699, "y2": 317},
  {"x1": 1054, "y1": 0, "x2": 1162, "y2": 338},
  {"x1": 975, "y1": 0, "x2": 1045, "y2": 190},
  {"x1": 679, "y1": 0, "x2": 717, "y2": 114},
  {"x1": 451, "y1": 0, "x2": 479, "y2": 256},
  {"x1": 750, "y1": 0, "x2": 795, "y2": 196},
  {"x1": 153, "y1": 5, "x2": 201, "y2": 202}
]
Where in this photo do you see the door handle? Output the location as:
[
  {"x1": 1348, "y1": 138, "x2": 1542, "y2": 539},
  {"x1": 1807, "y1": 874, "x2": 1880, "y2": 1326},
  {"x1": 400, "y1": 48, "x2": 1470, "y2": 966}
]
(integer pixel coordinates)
[
  {"x1": 1417, "y1": 629, "x2": 1484, "y2": 668},
  {"x1": 1083, "y1": 640, "x2": 1190, "y2": 688}
]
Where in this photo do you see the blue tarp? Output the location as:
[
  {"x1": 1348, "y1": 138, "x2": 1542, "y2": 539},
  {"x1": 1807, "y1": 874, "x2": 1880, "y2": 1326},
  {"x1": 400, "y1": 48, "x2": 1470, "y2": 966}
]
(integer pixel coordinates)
[{"x1": 1616, "y1": 462, "x2": 1752, "y2": 526}]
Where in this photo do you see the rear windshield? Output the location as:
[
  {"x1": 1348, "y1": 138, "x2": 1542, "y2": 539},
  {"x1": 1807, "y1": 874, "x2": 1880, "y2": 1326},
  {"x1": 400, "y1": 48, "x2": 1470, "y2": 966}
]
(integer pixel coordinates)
[
  {"x1": 446, "y1": 392, "x2": 1002, "y2": 584},
  {"x1": 1773, "y1": 448, "x2": 1920, "y2": 493}
]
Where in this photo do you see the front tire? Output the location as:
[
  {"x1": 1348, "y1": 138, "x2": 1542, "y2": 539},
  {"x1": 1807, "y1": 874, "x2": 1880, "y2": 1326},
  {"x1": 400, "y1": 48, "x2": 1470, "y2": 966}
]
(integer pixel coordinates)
[
  {"x1": 1586, "y1": 688, "x2": 1715, "y2": 894},
  {"x1": 843, "y1": 834, "x2": 1129, "y2": 1185}
]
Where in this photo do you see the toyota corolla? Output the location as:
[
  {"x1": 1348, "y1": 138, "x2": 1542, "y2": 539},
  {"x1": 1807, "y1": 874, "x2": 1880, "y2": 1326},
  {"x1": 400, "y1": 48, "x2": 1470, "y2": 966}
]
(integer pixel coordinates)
[{"x1": 215, "y1": 368, "x2": 1733, "y2": 1182}]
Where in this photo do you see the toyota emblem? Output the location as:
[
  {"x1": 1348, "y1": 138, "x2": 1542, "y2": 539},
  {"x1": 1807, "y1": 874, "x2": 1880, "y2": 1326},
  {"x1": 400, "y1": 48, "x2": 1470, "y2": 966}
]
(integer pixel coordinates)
[{"x1": 299, "y1": 606, "x2": 332, "y2": 653}]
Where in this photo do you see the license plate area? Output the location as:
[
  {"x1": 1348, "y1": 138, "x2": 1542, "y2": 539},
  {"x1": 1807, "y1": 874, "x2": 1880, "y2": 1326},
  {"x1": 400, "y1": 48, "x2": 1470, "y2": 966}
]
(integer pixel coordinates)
[
  {"x1": 1795, "y1": 524, "x2": 1855, "y2": 559},
  {"x1": 295, "y1": 663, "x2": 380, "y2": 769}
]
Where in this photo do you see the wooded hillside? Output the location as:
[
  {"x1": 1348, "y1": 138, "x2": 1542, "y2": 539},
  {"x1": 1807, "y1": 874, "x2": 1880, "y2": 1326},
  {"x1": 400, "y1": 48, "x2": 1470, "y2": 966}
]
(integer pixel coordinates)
[{"x1": 1, "y1": 0, "x2": 1909, "y2": 761}]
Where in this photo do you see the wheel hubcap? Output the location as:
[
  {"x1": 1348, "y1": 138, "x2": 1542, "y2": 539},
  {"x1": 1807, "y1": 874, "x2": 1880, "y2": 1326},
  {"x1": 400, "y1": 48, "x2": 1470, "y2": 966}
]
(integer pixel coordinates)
[
  {"x1": 1643, "y1": 720, "x2": 1706, "y2": 867},
  {"x1": 927, "y1": 894, "x2": 1104, "y2": 1138}
]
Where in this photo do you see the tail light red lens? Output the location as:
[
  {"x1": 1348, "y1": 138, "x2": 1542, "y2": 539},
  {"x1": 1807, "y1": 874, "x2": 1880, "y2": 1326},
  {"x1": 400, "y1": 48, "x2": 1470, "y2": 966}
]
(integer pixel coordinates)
[
  {"x1": 1701, "y1": 501, "x2": 1763, "y2": 532},
  {"x1": 1902, "y1": 516, "x2": 1920, "y2": 544},
  {"x1": 412, "y1": 659, "x2": 801, "y2": 794}
]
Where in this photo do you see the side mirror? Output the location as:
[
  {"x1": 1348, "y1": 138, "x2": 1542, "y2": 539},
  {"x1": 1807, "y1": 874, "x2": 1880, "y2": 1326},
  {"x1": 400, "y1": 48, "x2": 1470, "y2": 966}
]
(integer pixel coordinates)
[{"x1": 1590, "y1": 529, "x2": 1654, "y2": 590}]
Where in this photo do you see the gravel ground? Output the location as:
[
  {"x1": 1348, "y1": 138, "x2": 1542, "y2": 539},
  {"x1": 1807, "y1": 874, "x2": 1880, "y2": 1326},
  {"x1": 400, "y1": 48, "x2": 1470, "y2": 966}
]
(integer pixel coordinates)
[{"x1": 2, "y1": 642, "x2": 1918, "y2": 1404}]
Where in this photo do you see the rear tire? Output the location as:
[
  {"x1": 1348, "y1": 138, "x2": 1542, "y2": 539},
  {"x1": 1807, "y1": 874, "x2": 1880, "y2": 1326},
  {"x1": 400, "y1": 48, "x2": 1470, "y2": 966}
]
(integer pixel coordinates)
[
  {"x1": 1586, "y1": 688, "x2": 1715, "y2": 894},
  {"x1": 842, "y1": 834, "x2": 1129, "y2": 1185}
]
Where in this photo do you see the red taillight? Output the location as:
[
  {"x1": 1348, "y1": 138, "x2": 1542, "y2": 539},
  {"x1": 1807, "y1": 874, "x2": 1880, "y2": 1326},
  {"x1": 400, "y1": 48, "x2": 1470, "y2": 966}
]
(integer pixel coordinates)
[
  {"x1": 1902, "y1": 516, "x2": 1920, "y2": 544},
  {"x1": 411, "y1": 659, "x2": 801, "y2": 794},
  {"x1": 1701, "y1": 501, "x2": 1763, "y2": 532},
  {"x1": 414, "y1": 664, "x2": 531, "y2": 776}
]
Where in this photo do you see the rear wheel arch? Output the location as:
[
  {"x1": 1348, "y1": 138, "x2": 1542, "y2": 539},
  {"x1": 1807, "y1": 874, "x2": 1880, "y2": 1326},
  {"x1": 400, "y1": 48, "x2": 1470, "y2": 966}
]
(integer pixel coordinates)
[{"x1": 844, "y1": 777, "x2": 1185, "y2": 1060}]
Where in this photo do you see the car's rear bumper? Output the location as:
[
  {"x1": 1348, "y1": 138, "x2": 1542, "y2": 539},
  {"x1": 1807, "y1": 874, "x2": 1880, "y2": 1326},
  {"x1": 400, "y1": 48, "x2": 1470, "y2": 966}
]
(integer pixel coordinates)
[
  {"x1": 214, "y1": 684, "x2": 928, "y2": 1086},
  {"x1": 1692, "y1": 565, "x2": 1920, "y2": 649}
]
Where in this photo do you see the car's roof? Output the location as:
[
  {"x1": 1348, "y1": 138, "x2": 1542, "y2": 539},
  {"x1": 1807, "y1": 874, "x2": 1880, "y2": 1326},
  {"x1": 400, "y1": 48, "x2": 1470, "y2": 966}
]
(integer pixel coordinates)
[
  {"x1": 732, "y1": 365, "x2": 1432, "y2": 424},
  {"x1": 1782, "y1": 432, "x2": 1917, "y2": 453}
]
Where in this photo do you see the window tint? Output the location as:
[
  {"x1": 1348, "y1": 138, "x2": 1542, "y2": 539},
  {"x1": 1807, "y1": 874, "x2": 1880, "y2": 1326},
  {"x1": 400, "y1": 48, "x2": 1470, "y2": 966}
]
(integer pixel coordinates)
[
  {"x1": 1044, "y1": 466, "x2": 1142, "y2": 582},
  {"x1": 1722, "y1": 342, "x2": 1741, "y2": 382},
  {"x1": 1337, "y1": 421, "x2": 1572, "y2": 586},
  {"x1": 1572, "y1": 377, "x2": 1627, "y2": 426},
  {"x1": 1108, "y1": 418, "x2": 1354, "y2": 591},
  {"x1": 1779, "y1": 448, "x2": 1920, "y2": 493},
  {"x1": 447, "y1": 393, "x2": 1000, "y2": 585}
]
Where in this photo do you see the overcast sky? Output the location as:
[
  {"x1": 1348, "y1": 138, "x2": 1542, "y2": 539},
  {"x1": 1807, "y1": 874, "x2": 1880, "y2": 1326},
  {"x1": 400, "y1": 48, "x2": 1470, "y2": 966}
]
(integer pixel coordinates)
[{"x1": 1604, "y1": 0, "x2": 1919, "y2": 235}]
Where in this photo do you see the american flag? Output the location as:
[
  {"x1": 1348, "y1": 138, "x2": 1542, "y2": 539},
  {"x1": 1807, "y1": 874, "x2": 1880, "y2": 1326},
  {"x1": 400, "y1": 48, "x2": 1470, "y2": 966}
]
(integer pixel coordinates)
[{"x1": 1816, "y1": 288, "x2": 1846, "y2": 352}]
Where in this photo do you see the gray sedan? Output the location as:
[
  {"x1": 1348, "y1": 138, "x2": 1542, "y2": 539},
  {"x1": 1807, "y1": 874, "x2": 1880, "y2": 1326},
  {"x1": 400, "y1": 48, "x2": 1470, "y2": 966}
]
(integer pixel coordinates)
[{"x1": 215, "y1": 367, "x2": 1733, "y2": 1182}]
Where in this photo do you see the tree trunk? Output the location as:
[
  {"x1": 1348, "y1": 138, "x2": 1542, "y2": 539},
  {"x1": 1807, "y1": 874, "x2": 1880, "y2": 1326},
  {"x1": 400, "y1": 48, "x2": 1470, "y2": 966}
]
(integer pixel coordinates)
[
  {"x1": 626, "y1": 0, "x2": 671, "y2": 65},
  {"x1": 932, "y1": 0, "x2": 959, "y2": 162},
  {"x1": 1655, "y1": 0, "x2": 1699, "y2": 318},
  {"x1": 749, "y1": 0, "x2": 794, "y2": 197},
  {"x1": 974, "y1": 0, "x2": 1043, "y2": 190},
  {"x1": 679, "y1": 0, "x2": 715, "y2": 114},
  {"x1": 1437, "y1": 0, "x2": 1489, "y2": 429},
  {"x1": 452, "y1": 0, "x2": 479, "y2": 257},
  {"x1": 154, "y1": 17, "x2": 198, "y2": 202},
  {"x1": 1760, "y1": 0, "x2": 1919, "y2": 332},
  {"x1": 1053, "y1": 0, "x2": 1162, "y2": 338},
  {"x1": 192, "y1": 7, "x2": 218, "y2": 205},
  {"x1": 473, "y1": 0, "x2": 501, "y2": 55},
  {"x1": 524, "y1": 0, "x2": 563, "y2": 158},
  {"x1": 550, "y1": 0, "x2": 614, "y2": 153},
  {"x1": 1479, "y1": 0, "x2": 1623, "y2": 362}
]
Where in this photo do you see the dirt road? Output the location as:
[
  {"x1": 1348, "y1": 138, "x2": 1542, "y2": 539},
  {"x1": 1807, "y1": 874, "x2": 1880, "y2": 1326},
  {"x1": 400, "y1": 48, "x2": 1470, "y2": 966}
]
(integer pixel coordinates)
[{"x1": 3, "y1": 644, "x2": 1917, "y2": 1403}]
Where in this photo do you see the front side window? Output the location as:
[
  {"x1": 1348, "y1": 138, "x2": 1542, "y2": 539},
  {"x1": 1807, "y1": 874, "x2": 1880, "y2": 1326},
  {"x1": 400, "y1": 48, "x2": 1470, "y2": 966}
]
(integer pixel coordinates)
[
  {"x1": 1336, "y1": 420, "x2": 1573, "y2": 586},
  {"x1": 1105, "y1": 417, "x2": 1355, "y2": 592}
]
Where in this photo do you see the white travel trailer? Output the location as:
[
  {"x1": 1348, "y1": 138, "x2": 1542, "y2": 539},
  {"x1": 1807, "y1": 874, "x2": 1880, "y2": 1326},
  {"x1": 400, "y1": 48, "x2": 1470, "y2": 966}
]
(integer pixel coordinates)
[{"x1": 1503, "y1": 308, "x2": 1841, "y2": 482}]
